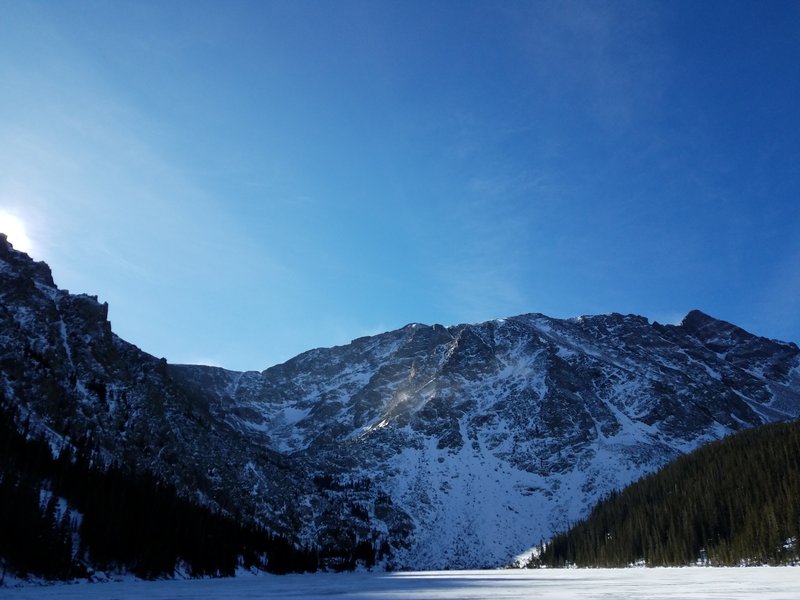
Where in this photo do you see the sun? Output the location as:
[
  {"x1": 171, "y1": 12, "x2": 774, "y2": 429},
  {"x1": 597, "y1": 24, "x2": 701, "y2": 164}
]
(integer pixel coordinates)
[{"x1": 0, "y1": 210, "x2": 33, "y2": 254}]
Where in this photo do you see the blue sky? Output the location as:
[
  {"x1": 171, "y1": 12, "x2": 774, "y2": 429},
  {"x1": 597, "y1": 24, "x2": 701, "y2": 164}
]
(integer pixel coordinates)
[{"x1": 1, "y1": 0, "x2": 798, "y2": 371}]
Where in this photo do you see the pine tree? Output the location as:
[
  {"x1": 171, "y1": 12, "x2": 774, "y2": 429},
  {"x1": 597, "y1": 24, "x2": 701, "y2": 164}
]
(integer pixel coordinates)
[{"x1": 533, "y1": 420, "x2": 800, "y2": 568}]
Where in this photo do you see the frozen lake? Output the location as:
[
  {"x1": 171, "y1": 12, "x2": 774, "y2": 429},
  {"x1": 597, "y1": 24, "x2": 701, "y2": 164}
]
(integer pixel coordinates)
[{"x1": 4, "y1": 567, "x2": 799, "y2": 599}]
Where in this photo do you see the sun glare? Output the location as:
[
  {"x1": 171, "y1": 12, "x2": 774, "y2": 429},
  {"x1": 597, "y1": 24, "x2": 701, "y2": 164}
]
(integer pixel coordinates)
[{"x1": 0, "y1": 210, "x2": 33, "y2": 254}]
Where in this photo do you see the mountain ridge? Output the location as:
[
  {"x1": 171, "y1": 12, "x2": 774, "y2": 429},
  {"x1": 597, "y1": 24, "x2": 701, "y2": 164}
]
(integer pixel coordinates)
[{"x1": 2, "y1": 233, "x2": 799, "y2": 570}]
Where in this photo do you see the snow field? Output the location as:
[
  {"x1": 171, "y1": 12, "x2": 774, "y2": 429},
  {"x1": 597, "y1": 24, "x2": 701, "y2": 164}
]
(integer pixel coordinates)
[{"x1": 4, "y1": 567, "x2": 799, "y2": 599}]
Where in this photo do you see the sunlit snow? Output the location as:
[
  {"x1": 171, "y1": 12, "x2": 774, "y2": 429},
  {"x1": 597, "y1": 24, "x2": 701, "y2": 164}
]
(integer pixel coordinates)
[{"x1": 4, "y1": 568, "x2": 799, "y2": 599}]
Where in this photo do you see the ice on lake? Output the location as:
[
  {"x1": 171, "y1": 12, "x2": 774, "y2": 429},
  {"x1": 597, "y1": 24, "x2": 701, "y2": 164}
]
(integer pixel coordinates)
[{"x1": 4, "y1": 567, "x2": 799, "y2": 599}]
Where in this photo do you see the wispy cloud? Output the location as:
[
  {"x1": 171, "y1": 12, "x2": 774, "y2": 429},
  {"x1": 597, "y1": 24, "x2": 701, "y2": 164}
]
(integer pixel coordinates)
[
  {"x1": 515, "y1": 1, "x2": 669, "y2": 133},
  {"x1": 754, "y1": 243, "x2": 800, "y2": 343}
]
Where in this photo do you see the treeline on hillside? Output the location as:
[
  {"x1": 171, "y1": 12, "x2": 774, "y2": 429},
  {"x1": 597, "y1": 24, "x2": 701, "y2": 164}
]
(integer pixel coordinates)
[
  {"x1": 0, "y1": 397, "x2": 319, "y2": 581},
  {"x1": 531, "y1": 420, "x2": 800, "y2": 567}
]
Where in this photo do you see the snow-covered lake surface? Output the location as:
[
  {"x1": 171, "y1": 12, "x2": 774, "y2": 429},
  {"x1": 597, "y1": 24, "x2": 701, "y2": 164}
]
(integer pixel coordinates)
[{"x1": 4, "y1": 568, "x2": 799, "y2": 599}]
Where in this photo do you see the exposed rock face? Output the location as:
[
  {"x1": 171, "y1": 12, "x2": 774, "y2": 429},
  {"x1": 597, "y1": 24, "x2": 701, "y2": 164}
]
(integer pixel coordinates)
[
  {"x1": 0, "y1": 234, "x2": 301, "y2": 523},
  {"x1": 2, "y1": 233, "x2": 799, "y2": 569}
]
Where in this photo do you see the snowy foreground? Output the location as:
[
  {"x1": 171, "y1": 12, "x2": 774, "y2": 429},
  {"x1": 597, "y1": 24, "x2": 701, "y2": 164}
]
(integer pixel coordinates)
[{"x1": 4, "y1": 568, "x2": 800, "y2": 599}]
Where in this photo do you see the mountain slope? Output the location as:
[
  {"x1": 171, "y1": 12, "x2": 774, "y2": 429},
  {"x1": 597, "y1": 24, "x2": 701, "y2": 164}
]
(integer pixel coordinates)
[
  {"x1": 0, "y1": 235, "x2": 315, "y2": 537},
  {"x1": 0, "y1": 399, "x2": 317, "y2": 581},
  {"x1": 532, "y1": 419, "x2": 800, "y2": 567},
  {"x1": 172, "y1": 311, "x2": 800, "y2": 568},
  {"x1": 2, "y1": 233, "x2": 800, "y2": 570}
]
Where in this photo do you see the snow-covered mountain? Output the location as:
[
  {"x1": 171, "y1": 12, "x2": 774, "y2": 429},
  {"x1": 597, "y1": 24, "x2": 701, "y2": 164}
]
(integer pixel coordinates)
[{"x1": 2, "y1": 233, "x2": 799, "y2": 569}]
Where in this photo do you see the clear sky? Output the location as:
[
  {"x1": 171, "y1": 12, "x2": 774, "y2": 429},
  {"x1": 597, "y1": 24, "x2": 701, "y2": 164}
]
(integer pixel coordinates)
[{"x1": 1, "y1": 0, "x2": 799, "y2": 371}]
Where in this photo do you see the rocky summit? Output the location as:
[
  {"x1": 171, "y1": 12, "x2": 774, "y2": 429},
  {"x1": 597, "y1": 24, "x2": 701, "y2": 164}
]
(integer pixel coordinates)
[{"x1": 2, "y1": 233, "x2": 799, "y2": 569}]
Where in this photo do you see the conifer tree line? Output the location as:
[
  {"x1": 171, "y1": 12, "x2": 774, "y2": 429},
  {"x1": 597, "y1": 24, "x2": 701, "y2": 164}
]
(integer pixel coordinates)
[
  {"x1": 0, "y1": 397, "x2": 323, "y2": 581},
  {"x1": 531, "y1": 420, "x2": 800, "y2": 567}
]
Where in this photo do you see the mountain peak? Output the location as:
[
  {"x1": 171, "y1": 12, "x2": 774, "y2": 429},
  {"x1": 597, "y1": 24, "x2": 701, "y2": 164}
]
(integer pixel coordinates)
[
  {"x1": 680, "y1": 309, "x2": 721, "y2": 327},
  {"x1": 0, "y1": 231, "x2": 55, "y2": 289},
  {"x1": 680, "y1": 309, "x2": 751, "y2": 340}
]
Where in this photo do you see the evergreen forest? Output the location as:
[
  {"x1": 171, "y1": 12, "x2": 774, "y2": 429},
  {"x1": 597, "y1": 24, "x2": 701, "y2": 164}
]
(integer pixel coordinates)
[
  {"x1": 0, "y1": 397, "x2": 321, "y2": 582},
  {"x1": 531, "y1": 420, "x2": 800, "y2": 567}
]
